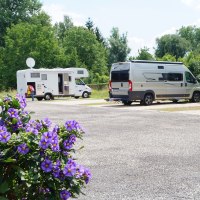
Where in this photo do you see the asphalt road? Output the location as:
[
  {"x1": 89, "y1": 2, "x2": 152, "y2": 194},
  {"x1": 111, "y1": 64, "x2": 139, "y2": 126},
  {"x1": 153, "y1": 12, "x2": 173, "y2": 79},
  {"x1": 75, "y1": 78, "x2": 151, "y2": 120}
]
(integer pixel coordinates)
[{"x1": 26, "y1": 99, "x2": 200, "y2": 200}]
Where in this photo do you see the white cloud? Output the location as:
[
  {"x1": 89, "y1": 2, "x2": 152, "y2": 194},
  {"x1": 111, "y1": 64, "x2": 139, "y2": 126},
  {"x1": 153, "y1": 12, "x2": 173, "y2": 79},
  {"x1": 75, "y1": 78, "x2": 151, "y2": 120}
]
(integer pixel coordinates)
[
  {"x1": 42, "y1": 4, "x2": 85, "y2": 26},
  {"x1": 181, "y1": 0, "x2": 200, "y2": 9},
  {"x1": 128, "y1": 36, "x2": 155, "y2": 56}
]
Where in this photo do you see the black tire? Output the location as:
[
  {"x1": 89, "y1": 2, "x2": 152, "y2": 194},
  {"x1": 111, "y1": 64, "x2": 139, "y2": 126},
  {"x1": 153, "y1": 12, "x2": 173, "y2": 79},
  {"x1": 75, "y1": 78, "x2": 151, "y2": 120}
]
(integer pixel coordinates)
[
  {"x1": 82, "y1": 92, "x2": 89, "y2": 98},
  {"x1": 143, "y1": 93, "x2": 153, "y2": 106},
  {"x1": 44, "y1": 94, "x2": 52, "y2": 100},
  {"x1": 172, "y1": 99, "x2": 178, "y2": 103},
  {"x1": 37, "y1": 97, "x2": 43, "y2": 101},
  {"x1": 74, "y1": 96, "x2": 80, "y2": 99},
  {"x1": 191, "y1": 92, "x2": 200, "y2": 103},
  {"x1": 122, "y1": 101, "x2": 132, "y2": 106}
]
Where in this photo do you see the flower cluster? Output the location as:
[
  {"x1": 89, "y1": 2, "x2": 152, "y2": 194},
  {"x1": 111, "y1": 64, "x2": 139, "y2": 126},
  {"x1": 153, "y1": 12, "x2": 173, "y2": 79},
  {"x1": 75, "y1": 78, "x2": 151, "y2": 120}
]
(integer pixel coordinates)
[{"x1": 0, "y1": 95, "x2": 91, "y2": 200}]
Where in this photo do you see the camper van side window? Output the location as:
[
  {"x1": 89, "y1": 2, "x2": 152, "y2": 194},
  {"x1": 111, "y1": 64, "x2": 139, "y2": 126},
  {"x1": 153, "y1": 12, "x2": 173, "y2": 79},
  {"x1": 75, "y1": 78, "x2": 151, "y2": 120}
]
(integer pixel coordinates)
[
  {"x1": 41, "y1": 74, "x2": 47, "y2": 80},
  {"x1": 167, "y1": 73, "x2": 183, "y2": 81},
  {"x1": 77, "y1": 70, "x2": 84, "y2": 74},
  {"x1": 69, "y1": 76, "x2": 71, "y2": 82},
  {"x1": 31, "y1": 73, "x2": 40, "y2": 78},
  {"x1": 185, "y1": 72, "x2": 196, "y2": 83}
]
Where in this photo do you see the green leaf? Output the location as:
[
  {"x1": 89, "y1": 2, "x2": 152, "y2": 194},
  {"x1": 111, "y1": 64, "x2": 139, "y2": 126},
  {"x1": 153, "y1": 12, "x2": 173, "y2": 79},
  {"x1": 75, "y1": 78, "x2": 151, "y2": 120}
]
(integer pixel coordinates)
[
  {"x1": 0, "y1": 99, "x2": 3, "y2": 106},
  {"x1": 0, "y1": 196, "x2": 9, "y2": 200},
  {"x1": 0, "y1": 181, "x2": 9, "y2": 194},
  {"x1": 3, "y1": 158, "x2": 16, "y2": 163}
]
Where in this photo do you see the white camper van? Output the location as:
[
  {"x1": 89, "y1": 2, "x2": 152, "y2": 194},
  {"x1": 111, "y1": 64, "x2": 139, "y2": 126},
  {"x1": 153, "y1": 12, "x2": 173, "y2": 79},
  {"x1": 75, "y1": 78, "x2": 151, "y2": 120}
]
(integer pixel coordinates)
[
  {"x1": 17, "y1": 68, "x2": 92, "y2": 100},
  {"x1": 108, "y1": 60, "x2": 200, "y2": 105}
]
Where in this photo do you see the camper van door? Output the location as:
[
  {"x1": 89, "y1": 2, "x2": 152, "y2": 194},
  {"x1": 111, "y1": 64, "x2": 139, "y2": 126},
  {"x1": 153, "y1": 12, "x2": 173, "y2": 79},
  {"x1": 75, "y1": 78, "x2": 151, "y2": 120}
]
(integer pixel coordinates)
[{"x1": 164, "y1": 72, "x2": 186, "y2": 98}]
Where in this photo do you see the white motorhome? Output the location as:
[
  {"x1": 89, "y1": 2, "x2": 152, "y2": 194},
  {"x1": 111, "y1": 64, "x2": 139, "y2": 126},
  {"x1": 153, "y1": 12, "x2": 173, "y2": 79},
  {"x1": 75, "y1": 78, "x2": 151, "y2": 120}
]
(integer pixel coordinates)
[
  {"x1": 17, "y1": 68, "x2": 92, "y2": 100},
  {"x1": 108, "y1": 60, "x2": 200, "y2": 105}
]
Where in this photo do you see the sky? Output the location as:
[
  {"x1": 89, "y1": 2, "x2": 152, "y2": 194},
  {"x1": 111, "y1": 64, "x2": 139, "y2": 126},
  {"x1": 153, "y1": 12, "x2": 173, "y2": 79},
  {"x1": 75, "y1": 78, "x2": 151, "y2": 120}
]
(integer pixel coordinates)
[{"x1": 41, "y1": 0, "x2": 200, "y2": 56}]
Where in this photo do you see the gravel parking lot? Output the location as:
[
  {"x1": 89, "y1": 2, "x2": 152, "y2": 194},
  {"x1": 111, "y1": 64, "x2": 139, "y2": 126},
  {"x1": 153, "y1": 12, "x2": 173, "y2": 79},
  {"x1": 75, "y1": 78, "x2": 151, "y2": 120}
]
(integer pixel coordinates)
[{"x1": 26, "y1": 99, "x2": 200, "y2": 200}]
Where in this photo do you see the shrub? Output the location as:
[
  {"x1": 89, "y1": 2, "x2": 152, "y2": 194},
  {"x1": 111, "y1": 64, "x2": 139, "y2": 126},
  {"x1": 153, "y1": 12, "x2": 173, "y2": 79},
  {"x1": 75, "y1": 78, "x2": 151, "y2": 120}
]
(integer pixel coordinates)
[{"x1": 0, "y1": 95, "x2": 91, "y2": 200}]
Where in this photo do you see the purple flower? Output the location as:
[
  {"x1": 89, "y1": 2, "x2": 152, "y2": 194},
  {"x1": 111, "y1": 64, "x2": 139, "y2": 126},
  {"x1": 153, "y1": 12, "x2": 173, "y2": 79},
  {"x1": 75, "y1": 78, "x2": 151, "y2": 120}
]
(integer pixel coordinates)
[
  {"x1": 17, "y1": 143, "x2": 29, "y2": 154},
  {"x1": 16, "y1": 94, "x2": 27, "y2": 109},
  {"x1": 42, "y1": 132, "x2": 53, "y2": 143},
  {"x1": 41, "y1": 159, "x2": 53, "y2": 172},
  {"x1": 63, "y1": 140, "x2": 73, "y2": 150},
  {"x1": 39, "y1": 137, "x2": 50, "y2": 150},
  {"x1": 75, "y1": 164, "x2": 85, "y2": 178},
  {"x1": 83, "y1": 168, "x2": 92, "y2": 184},
  {"x1": 0, "y1": 130, "x2": 11, "y2": 143},
  {"x1": 63, "y1": 135, "x2": 76, "y2": 150},
  {"x1": 52, "y1": 160, "x2": 61, "y2": 178},
  {"x1": 41, "y1": 118, "x2": 52, "y2": 128},
  {"x1": 58, "y1": 170, "x2": 66, "y2": 181},
  {"x1": 7, "y1": 108, "x2": 19, "y2": 118},
  {"x1": 25, "y1": 120, "x2": 42, "y2": 135},
  {"x1": 63, "y1": 159, "x2": 77, "y2": 177},
  {"x1": 52, "y1": 125, "x2": 59, "y2": 133},
  {"x1": 51, "y1": 139, "x2": 60, "y2": 152},
  {"x1": 65, "y1": 120, "x2": 80, "y2": 131},
  {"x1": 60, "y1": 190, "x2": 71, "y2": 200}
]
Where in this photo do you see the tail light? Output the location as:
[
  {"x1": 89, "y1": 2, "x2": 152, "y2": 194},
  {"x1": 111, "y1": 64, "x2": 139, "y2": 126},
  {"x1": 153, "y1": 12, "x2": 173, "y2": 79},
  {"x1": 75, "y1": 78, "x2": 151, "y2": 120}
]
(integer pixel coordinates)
[
  {"x1": 128, "y1": 80, "x2": 132, "y2": 91},
  {"x1": 109, "y1": 80, "x2": 112, "y2": 91}
]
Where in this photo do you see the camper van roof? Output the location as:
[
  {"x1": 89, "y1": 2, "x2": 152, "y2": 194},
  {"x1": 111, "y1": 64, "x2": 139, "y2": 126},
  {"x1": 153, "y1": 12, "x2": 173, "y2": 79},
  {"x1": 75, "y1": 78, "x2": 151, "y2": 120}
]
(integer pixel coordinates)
[{"x1": 130, "y1": 60, "x2": 183, "y2": 65}]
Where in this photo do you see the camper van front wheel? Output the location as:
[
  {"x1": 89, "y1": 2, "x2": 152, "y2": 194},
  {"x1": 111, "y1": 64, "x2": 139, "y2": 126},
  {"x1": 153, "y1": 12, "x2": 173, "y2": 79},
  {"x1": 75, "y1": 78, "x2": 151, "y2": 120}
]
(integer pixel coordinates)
[
  {"x1": 82, "y1": 92, "x2": 89, "y2": 98},
  {"x1": 191, "y1": 92, "x2": 200, "y2": 102},
  {"x1": 143, "y1": 93, "x2": 153, "y2": 106}
]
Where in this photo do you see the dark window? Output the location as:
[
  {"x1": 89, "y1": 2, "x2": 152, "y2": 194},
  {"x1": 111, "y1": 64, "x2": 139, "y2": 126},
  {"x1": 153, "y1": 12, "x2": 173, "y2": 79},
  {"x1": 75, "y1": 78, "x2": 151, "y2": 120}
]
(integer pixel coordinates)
[
  {"x1": 31, "y1": 73, "x2": 40, "y2": 78},
  {"x1": 167, "y1": 73, "x2": 183, "y2": 81},
  {"x1": 41, "y1": 74, "x2": 47, "y2": 80},
  {"x1": 77, "y1": 70, "x2": 84, "y2": 74},
  {"x1": 158, "y1": 66, "x2": 164, "y2": 69},
  {"x1": 185, "y1": 72, "x2": 196, "y2": 83},
  {"x1": 111, "y1": 70, "x2": 129, "y2": 82}
]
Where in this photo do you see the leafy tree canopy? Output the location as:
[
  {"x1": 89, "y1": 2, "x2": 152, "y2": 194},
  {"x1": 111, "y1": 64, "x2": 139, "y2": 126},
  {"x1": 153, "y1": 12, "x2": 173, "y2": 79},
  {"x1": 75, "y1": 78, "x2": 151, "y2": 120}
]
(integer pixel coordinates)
[
  {"x1": 136, "y1": 47, "x2": 154, "y2": 60},
  {"x1": 63, "y1": 26, "x2": 108, "y2": 83},
  {"x1": 3, "y1": 20, "x2": 65, "y2": 89},
  {"x1": 0, "y1": 0, "x2": 42, "y2": 46},
  {"x1": 108, "y1": 27, "x2": 131, "y2": 65}
]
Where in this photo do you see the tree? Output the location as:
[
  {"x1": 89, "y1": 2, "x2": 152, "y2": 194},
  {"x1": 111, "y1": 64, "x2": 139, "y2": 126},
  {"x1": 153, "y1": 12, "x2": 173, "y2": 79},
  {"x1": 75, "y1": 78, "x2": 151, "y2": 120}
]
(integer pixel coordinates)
[
  {"x1": 85, "y1": 18, "x2": 107, "y2": 47},
  {"x1": 108, "y1": 27, "x2": 131, "y2": 65},
  {"x1": 136, "y1": 47, "x2": 154, "y2": 60},
  {"x1": 0, "y1": 0, "x2": 42, "y2": 46},
  {"x1": 182, "y1": 52, "x2": 200, "y2": 77},
  {"x1": 177, "y1": 26, "x2": 200, "y2": 51},
  {"x1": 155, "y1": 34, "x2": 190, "y2": 60},
  {"x1": 54, "y1": 16, "x2": 74, "y2": 43},
  {"x1": 3, "y1": 20, "x2": 65, "y2": 89},
  {"x1": 63, "y1": 27, "x2": 108, "y2": 83},
  {"x1": 85, "y1": 18, "x2": 94, "y2": 32}
]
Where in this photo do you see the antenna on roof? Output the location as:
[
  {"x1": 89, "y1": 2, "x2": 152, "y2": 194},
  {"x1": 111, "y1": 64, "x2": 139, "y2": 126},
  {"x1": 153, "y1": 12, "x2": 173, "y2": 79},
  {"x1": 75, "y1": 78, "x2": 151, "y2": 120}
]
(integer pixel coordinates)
[{"x1": 26, "y1": 57, "x2": 35, "y2": 69}]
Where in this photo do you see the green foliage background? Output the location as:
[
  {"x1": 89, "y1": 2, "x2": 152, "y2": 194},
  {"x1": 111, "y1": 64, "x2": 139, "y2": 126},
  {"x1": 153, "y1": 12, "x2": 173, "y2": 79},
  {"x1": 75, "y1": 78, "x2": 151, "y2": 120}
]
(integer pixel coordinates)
[{"x1": 1, "y1": 0, "x2": 200, "y2": 91}]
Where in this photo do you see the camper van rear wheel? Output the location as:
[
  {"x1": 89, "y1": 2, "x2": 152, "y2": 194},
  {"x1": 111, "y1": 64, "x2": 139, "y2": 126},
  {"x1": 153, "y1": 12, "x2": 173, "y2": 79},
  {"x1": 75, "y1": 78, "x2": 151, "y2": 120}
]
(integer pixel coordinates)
[
  {"x1": 122, "y1": 101, "x2": 132, "y2": 106},
  {"x1": 44, "y1": 94, "x2": 52, "y2": 100},
  {"x1": 37, "y1": 97, "x2": 43, "y2": 101},
  {"x1": 143, "y1": 93, "x2": 153, "y2": 105},
  {"x1": 191, "y1": 92, "x2": 200, "y2": 102},
  {"x1": 82, "y1": 92, "x2": 89, "y2": 98}
]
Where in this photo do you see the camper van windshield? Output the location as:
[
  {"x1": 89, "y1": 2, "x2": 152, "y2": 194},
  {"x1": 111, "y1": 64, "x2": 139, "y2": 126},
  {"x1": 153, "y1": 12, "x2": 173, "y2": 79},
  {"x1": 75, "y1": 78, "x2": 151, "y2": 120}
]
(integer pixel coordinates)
[
  {"x1": 111, "y1": 70, "x2": 129, "y2": 82},
  {"x1": 76, "y1": 79, "x2": 85, "y2": 85}
]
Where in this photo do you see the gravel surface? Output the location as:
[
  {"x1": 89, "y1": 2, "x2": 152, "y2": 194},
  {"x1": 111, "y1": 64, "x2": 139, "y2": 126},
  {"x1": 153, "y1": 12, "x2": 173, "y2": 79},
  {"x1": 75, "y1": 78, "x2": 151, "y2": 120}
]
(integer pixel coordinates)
[{"x1": 26, "y1": 99, "x2": 200, "y2": 200}]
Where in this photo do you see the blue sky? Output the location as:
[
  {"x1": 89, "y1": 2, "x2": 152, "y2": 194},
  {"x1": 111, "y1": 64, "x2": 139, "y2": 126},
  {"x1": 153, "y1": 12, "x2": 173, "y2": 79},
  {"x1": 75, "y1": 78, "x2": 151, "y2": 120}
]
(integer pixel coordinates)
[{"x1": 41, "y1": 0, "x2": 200, "y2": 56}]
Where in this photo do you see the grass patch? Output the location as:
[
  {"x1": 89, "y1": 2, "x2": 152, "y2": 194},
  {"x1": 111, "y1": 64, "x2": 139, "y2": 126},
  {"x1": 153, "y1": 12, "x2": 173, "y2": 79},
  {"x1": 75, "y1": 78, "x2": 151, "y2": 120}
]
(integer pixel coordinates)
[
  {"x1": 159, "y1": 106, "x2": 200, "y2": 112},
  {"x1": 91, "y1": 89, "x2": 109, "y2": 99},
  {"x1": 0, "y1": 90, "x2": 17, "y2": 98}
]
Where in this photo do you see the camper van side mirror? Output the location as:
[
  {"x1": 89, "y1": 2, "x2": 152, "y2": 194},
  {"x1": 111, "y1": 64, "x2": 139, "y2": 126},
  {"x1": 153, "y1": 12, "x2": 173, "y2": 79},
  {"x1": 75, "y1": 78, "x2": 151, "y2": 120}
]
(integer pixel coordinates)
[{"x1": 196, "y1": 77, "x2": 200, "y2": 83}]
